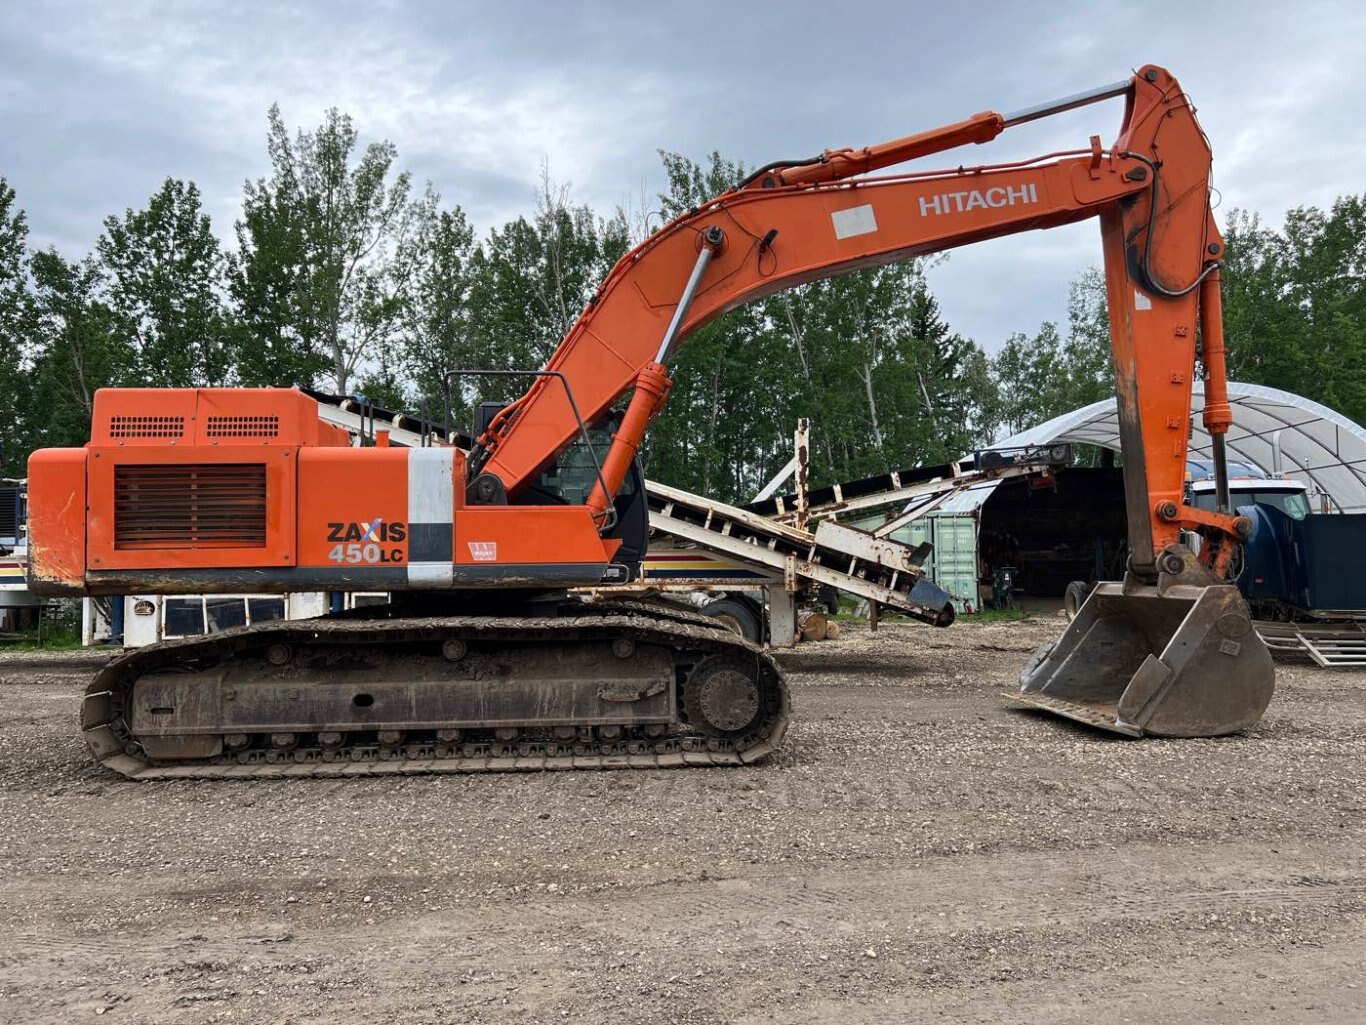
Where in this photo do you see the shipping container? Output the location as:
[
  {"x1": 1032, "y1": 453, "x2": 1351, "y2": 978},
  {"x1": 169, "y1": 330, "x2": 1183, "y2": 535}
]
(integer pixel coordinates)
[{"x1": 850, "y1": 510, "x2": 980, "y2": 612}]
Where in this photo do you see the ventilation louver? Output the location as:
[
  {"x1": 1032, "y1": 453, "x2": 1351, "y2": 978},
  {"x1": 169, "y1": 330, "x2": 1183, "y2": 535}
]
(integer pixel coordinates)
[
  {"x1": 206, "y1": 415, "x2": 280, "y2": 439},
  {"x1": 114, "y1": 464, "x2": 267, "y2": 549},
  {"x1": 109, "y1": 415, "x2": 186, "y2": 439}
]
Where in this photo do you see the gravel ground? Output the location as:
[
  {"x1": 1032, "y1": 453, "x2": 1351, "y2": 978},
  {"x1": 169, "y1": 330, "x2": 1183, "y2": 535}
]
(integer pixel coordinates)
[{"x1": 0, "y1": 616, "x2": 1362, "y2": 1024}]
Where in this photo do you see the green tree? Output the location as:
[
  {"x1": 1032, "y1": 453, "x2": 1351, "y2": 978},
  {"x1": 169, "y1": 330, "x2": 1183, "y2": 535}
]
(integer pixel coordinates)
[
  {"x1": 27, "y1": 250, "x2": 129, "y2": 449},
  {"x1": 353, "y1": 357, "x2": 411, "y2": 412},
  {"x1": 97, "y1": 178, "x2": 237, "y2": 386},
  {"x1": 232, "y1": 105, "x2": 426, "y2": 393},
  {"x1": 1059, "y1": 266, "x2": 1113, "y2": 407},
  {"x1": 957, "y1": 344, "x2": 1001, "y2": 445},
  {"x1": 528, "y1": 166, "x2": 629, "y2": 348},
  {"x1": 462, "y1": 217, "x2": 553, "y2": 394},
  {"x1": 0, "y1": 179, "x2": 35, "y2": 477},
  {"x1": 455, "y1": 174, "x2": 630, "y2": 434},
  {"x1": 990, "y1": 323, "x2": 1064, "y2": 437},
  {"x1": 1223, "y1": 200, "x2": 1366, "y2": 422},
  {"x1": 988, "y1": 268, "x2": 1115, "y2": 442},
  {"x1": 396, "y1": 202, "x2": 476, "y2": 425},
  {"x1": 230, "y1": 160, "x2": 325, "y2": 388},
  {"x1": 761, "y1": 254, "x2": 991, "y2": 484}
]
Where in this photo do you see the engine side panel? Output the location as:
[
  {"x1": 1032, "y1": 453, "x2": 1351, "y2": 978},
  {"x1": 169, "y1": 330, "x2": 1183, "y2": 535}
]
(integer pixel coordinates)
[{"x1": 31, "y1": 387, "x2": 621, "y2": 596}]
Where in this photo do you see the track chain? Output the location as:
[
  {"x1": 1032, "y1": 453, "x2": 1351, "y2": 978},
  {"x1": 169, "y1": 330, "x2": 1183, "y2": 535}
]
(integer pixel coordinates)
[{"x1": 81, "y1": 600, "x2": 790, "y2": 780}]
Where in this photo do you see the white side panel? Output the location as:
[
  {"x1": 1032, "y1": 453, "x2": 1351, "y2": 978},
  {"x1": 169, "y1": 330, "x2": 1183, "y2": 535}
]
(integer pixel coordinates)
[
  {"x1": 408, "y1": 563, "x2": 455, "y2": 587},
  {"x1": 287, "y1": 592, "x2": 328, "y2": 619},
  {"x1": 407, "y1": 448, "x2": 455, "y2": 523},
  {"x1": 124, "y1": 595, "x2": 161, "y2": 647}
]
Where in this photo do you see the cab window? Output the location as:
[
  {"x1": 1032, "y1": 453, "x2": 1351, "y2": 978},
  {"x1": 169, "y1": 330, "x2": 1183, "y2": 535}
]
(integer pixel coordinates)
[
  {"x1": 1191, "y1": 488, "x2": 1309, "y2": 519},
  {"x1": 1248, "y1": 490, "x2": 1310, "y2": 519}
]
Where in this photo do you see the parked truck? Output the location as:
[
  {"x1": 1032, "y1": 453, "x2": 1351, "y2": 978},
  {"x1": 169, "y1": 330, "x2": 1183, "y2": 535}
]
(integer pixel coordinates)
[{"x1": 1068, "y1": 463, "x2": 1366, "y2": 664}]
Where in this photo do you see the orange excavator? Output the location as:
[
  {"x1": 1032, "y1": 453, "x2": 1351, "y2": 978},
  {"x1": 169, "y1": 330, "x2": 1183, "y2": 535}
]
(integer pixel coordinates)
[{"x1": 27, "y1": 64, "x2": 1274, "y2": 778}]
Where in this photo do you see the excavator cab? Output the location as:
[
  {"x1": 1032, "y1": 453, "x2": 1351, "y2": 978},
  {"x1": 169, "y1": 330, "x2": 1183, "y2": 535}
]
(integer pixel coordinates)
[
  {"x1": 1016, "y1": 546, "x2": 1275, "y2": 736},
  {"x1": 507, "y1": 407, "x2": 651, "y2": 581}
]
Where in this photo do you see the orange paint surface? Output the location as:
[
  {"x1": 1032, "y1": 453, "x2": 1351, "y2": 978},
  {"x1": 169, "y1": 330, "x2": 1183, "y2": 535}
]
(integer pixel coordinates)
[
  {"x1": 455, "y1": 506, "x2": 616, "y2": 566},
  {"x1": 297, "y1": 448, "x2": 412, "y2": 568},
  {"x1": 25, "y1": 449, "x2": 87, "y2": 590}
]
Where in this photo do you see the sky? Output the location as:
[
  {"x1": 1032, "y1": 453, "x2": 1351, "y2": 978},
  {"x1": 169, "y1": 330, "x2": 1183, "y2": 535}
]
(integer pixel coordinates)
[{"x1": 3, "y1": 0, "x2": 1364, "y2": 352}]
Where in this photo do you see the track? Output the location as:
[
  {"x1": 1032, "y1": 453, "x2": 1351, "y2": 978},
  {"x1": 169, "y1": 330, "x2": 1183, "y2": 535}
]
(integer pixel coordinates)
[{"x1": 80, "y1": 601, "x2": 790, "y2": 779}]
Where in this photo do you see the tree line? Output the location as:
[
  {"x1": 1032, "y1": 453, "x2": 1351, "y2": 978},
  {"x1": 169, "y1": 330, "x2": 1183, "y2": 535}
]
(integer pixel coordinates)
[{"x1": 1, "y1": 105, "x2": 1362, "y2": 503}]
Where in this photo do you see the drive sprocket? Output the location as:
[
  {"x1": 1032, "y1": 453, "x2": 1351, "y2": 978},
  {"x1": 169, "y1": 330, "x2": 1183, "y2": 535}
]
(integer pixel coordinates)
[{"x1": 683, "y1": 656, "x2": 766, "y2": 737}]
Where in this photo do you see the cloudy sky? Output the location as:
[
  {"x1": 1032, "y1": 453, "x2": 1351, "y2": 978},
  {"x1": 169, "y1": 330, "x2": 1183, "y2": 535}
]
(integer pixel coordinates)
[{"x1": 3, "y1": 0, "x2": 1364, "y2": 350}]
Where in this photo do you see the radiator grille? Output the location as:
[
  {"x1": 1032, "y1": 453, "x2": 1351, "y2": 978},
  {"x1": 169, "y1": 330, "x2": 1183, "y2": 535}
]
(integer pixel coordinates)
[
  {"x1": 109, "y1": 415, "x2": 186, "y2": 439},
  {"x1": 206, "y1": 415, "x2": 280, "y2": 439},
  {"x1": 114, "y1": 464, "x2": 267, "y2": 549}
]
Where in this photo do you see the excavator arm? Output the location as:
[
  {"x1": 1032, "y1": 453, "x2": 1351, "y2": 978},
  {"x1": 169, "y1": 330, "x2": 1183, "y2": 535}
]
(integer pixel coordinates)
[{"x1": 472, "y1": 65, "x2": 1244, "y2": 581}]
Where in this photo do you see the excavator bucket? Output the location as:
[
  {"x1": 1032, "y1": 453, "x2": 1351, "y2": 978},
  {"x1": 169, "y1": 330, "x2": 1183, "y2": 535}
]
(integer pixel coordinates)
[{"x1": 1014, "y1": 565, "x2": 1274, "y2": 737}]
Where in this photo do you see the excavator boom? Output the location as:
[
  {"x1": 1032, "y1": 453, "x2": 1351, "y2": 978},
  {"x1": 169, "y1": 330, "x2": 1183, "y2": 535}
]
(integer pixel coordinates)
[{"x1": 26, "y1": 65, "x2": 1274, "y2": 778}]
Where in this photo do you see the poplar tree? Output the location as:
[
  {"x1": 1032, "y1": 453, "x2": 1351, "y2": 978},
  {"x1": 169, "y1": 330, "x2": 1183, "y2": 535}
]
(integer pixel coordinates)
[
  {"x1": 98, "y1": 178, "x2": 237, "y2": 386},
  {"x1": 0, "y1": 179, "x2": 34, "y2": 476},
  {"x1": 232, "y1": 106, "x2": 424, "y2": 393}
]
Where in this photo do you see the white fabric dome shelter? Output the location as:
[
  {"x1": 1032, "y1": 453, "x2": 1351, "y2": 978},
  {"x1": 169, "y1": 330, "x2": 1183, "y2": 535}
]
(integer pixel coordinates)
[{"x1": 949, "y1": 382, "x2": 1366, "y2": 514}]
